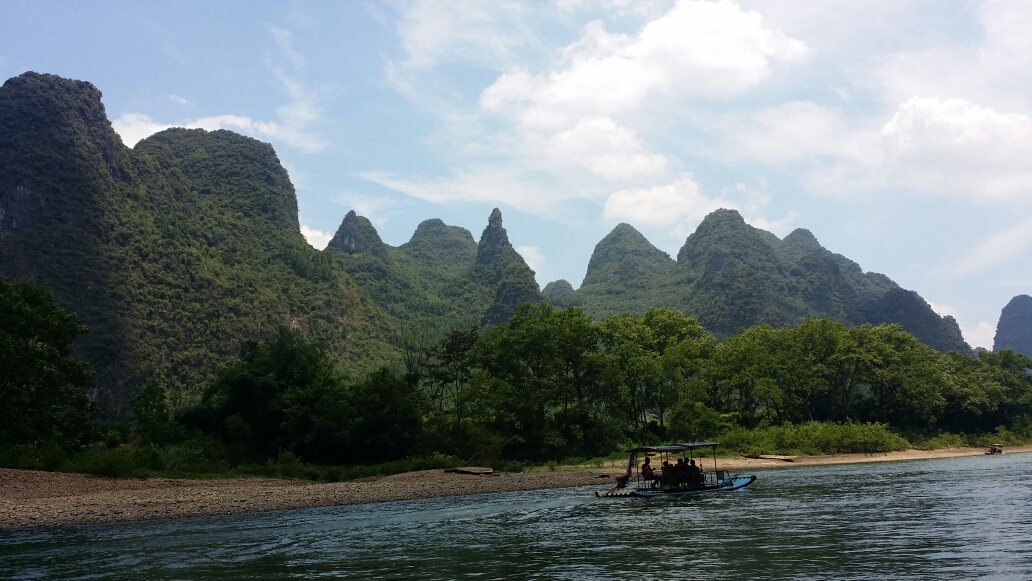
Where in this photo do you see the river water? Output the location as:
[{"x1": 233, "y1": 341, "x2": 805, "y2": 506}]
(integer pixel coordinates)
[{"x1": 3, "y1": 453, "x2": 1031, "y2": 580}]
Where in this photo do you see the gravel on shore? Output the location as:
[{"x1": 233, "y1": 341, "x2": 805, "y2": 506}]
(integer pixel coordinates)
[
  {"x1": 5, "y1": 446, "x2": 1028, "y2": 530},
  {"x1": 0, "y1": 468, "x2": 610, "y2": 530}
]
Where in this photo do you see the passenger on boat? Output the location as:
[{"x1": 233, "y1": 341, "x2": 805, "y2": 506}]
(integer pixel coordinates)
[
  {"x1": 688, "y1": 459, "x2": 702, "y2": 488},
  {"x1": 642, "y1": 456, "x2": 657, "y2": 488}
]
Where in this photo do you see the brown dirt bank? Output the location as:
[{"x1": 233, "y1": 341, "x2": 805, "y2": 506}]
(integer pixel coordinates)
[
  {"x1": 716, "y1": 445, "x2": 1032, "y2": 470},
  {"x1": 0, "y1": 468, "x2": 608, "y2": 530},
  {"x1": 5, "y1": 446, "x2": 1029, "y2": 530}
]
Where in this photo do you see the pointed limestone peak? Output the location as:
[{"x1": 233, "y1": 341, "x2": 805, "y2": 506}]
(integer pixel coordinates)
[
  {"x1": 777, "y1": 228, "x2": 825, "y2": 262},
  {"x1": 476, "y1": 207, "x2": 511, "y2": 265},
  {"x1": 676, "y1": 208, "x2": 779, "y2": 269},
  {"x1": 994, "y1": 294, "x2": 1032, "y2": 356},
  {"x1": 326, "y1": 210, "x2": 387, "y2": 259},
  {"x1": 582, "y1": 223, "x2": 673, "y2": 287}
]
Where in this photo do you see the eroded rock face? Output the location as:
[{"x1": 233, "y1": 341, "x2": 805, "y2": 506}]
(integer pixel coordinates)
[
  {"x1": 472, "y1": 208, "x2": 542, "y2": 326},
  {"x1": 994, "y1": 295, "x2": 1032, "y2": 357}
]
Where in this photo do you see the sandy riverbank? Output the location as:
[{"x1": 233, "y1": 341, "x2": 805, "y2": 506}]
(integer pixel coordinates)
[
  {"x1": 0, "y1": 468, "x2": 607, "y2": 530},
  {"x1": 3, "y1": 446, "x2": 1028, "y2": 530}
]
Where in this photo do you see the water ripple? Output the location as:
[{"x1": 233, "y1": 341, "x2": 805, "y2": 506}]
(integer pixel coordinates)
[{"x1": 3, "y1": 454, "x2": 1032, "y2": 579}]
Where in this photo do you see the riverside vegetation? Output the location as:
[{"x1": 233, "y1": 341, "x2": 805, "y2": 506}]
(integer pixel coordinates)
[
  {"x1": 3, "y1": 276, "x2": 1031, "y2": 481},
  {"x1": 2, "y1": 72, "x2": 1031, "y2": 481}
]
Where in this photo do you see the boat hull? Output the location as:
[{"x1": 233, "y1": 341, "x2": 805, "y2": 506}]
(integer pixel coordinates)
[{"x1": 596, "y1": 475, "x2": 756, "y2": 498}]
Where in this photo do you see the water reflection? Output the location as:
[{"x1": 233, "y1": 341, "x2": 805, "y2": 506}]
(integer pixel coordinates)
[{"x1": 3, "y1": 454, "x2": 1031, "y2": 580}]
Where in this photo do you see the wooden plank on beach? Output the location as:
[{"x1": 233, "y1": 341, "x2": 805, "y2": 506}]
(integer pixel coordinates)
[
  {"x1": 756, "y1": 455, "x2": 797, "y2": 462},
  {"x1": 445, "y1": 467, "x2": 494, "y2": 475}
]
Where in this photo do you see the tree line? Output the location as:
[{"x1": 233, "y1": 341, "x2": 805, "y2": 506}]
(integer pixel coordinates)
[{"x1": 3, "y1": 276, "x2": 1031, "y2": 473}]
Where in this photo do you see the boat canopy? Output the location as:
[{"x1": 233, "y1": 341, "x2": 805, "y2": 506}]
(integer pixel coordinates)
[{"x1": 628, "y1": 441, "x2": 720, "y2": 453}]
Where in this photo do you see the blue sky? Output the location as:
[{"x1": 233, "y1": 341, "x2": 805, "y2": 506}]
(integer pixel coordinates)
[{"x1": 2, "y1": 0, "x2": 1030, "y2": 349}]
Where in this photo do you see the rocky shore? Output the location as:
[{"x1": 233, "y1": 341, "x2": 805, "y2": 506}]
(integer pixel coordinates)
[
  {"x1": 0, "y1": 468, "x2": 607, "y2": 530},
  {"x1": 4, "y1": 446, "x2": 1028, "y2": 530}
]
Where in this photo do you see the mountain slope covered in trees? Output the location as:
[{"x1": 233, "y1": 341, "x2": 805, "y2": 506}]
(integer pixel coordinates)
[
  {"x1": 0, "y1": 72, "x2": 387, "y2": 414},
  {"x1": 325, "y1": 207, "x2": 542, "y2": 332},
  {"x1": 994, "y1": 295, "x2": 1032, "y2": 357},
  {"x1": 547, "y1": 210, "x2": 969, "y2": 353},
  {"x1": 0, "y1": 71, "x2": 971, "y2": 421}
]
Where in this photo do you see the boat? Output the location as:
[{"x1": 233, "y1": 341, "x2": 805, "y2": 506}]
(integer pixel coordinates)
[
  {"x1": 986, "y1": 444, "x2": 1005, "y2": 455},
  {"x1": 596, "y1": 441, "x2": 756, "y2": 498}
]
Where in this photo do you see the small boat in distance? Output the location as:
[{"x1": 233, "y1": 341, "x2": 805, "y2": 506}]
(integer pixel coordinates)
[
  {"x1": 596, "y1": 441, "x2": 756, "y2": 498},
  {"x1": 986, "y1": 444, "x2": 1005, "y2": 455}
]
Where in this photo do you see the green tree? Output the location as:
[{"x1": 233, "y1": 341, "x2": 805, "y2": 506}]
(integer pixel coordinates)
[{"x1": 0, "y1": 277, "x2": 94, "y2": 451}]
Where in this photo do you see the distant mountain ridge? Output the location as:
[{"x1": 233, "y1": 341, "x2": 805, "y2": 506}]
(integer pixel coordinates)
[
  {"x1": 549, "y1": 210, "x2": 969, "y2": 353},
  {"x1": 325, "y1": 207, "x2": 542, "y2": 330},
  {"x1": 0, "y1": 71, "x2": 970, "y2": 416}
]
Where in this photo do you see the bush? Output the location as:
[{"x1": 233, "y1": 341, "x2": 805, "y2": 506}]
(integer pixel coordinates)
[
  {"x1": 0, "y1": 441, "x2": 68, "y2": 471},
  {"x1": 719, "y1": 421, "x2": 911, "y2": 456},
  {"x1": 73, "y1": 446, "x2": 137, "y2": 478}
]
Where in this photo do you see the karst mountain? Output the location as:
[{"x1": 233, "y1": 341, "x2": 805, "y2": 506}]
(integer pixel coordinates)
[{"x1": 0, "y1": 72, "x2": 971, "y2": 414}]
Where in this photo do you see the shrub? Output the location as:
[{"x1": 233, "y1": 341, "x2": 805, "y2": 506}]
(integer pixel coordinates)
[
  {"x1": 74, "y1": 446, "x2": 136, "y2": 478},
  {"x1": 719, "y1": 421, "x2": 910, "y2": 456}
]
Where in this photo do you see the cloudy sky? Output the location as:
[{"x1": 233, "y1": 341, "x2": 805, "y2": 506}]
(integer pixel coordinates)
[{"x1": 3, "y1": 0, "x2": 1030, "y2": 348}]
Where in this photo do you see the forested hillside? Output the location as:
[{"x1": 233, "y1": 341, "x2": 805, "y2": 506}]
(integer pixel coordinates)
[
  {"x1": 994, "y1": 295, "x2": 1032, "y2": 357},
  {"x1": 0, "y1": 73, "x2": 387, "y2": 415},
  {"x1": 548, "y1": 210, "x2": 969, "y2": 353},
  {"x1": 324, "y1": 207, "x2": 542, "y2": 332},
  {"x1": 0, "y1": 71, "x2": 971, "y2": 422},
  {"x1": 1, "y1": 72, "x2": 1029, "y2": 477}
]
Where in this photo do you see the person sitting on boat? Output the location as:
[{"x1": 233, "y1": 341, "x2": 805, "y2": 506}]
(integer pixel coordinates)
[
  {"x1": 688, "y1": 459, "x2": 702, "y2": 488},
  {"x1": 641, "y1": 456, "x2": 657, "y2": 487}
]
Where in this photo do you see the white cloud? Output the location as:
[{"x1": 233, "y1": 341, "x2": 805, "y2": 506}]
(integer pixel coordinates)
[
  {"x1": 112, "y1": 111, "x2": 305, "y2": 147},
  {"x1": 111, "y1": 27, "x2": 326, "y2": 152},
  {"x1": 111, "y1": 113, "x2": 174, "y2": 148},
  {"x1": 936, "y1": 217, "x2": 1032, "y2": 278},
  {"x1": 962, "y1": 321, "x2": 996, "y2": 351},
  {"x1": 723, "y1": 95, "x2": 1032, "y2": 203},
  {"x1": 879, "y1": 96, "x2": 1032, "y2": 200},
  {"x1": 540, "y1": 117, "x2": 667, "y2": 179},
  {"x1": 744, "y1": 211, "x2": 798, "y2": 237},
  {"x1": 603, "y1": 174, "x2": 725, "y2": 229},
  {"x1": 360, "y1": 169, "x2": 563, "y2": 213},
  {"x1": 300, "y1": 225, "x2": 333, "y2": 250},
  {"x1": 927, "y1": 301, "x2": 958, "y2": 318},
  {"x1": 516, "y1": 245, "x2": 544, "y2": 274},
  {"x1": 269, "y1": 26, "x2": 305, "y2": 68},
  {"x1": 482, "y1": 1, "x2": 807, "y2": 122},
  {"x1": 870, "y1": 2, "x2": 1032, "y2": 113},
  {"x1": 335, "y1": 191, "x2": 401, "y2": 227},
  {"x1": 168, "y1": 94, "x2": 189, "y2": 105},
  {"x1": 395, "y1": 0, "x2": 529, "y2": 68},
  {"x1": 725, "y1": 101, "x2": 875, "y2": 166},
  {"x1": 380, "y1": 1, "x2": 808, "y2": 214}
]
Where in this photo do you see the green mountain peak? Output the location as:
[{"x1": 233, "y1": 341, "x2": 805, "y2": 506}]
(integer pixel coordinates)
[
  {"x1": 777, "y1": 228, "x2": 824, "y2": 262},
  {"x1": 582, "y1": 222, "x2": 673, "y2": 290},
  {"x1": 327, "y1": 210, "x2": 387, "y2": 259},
  {"x1": 542, "y1": 279, "x2": 575, "y2": 301},
  {"x1": 400, "y1": 218, "x2": 476, "y2": 267},
  {"x1": 994, "y1": 294, "x2": 1032, "y2": 356},
  {"x1": 475, "y1": 207, "x2": 509, "y2": 265},
  {"x1": 471, "y1": 208, "x2": 542, "y2": 325}
]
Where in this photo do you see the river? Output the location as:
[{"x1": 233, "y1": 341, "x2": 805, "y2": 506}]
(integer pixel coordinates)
[{"x1": 3, "y1": 452, "x2": 1031, "y2": 580}]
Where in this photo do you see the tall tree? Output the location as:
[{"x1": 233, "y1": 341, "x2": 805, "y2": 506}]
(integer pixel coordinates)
[{"x1": 0, "y1": 277, "x2": 93, "y2": 449}]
